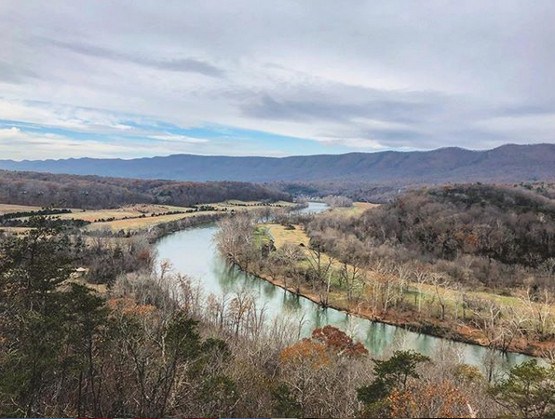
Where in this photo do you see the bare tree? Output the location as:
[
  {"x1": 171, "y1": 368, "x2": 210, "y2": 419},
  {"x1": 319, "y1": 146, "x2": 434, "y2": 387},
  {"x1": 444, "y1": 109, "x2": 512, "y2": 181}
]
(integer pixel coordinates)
[
  {"x1": 306, "y1": 243, "x2": 334, "y2": 306},
  {"x1": 429, "y1": 272, "x2": 451, "y2": 321}
]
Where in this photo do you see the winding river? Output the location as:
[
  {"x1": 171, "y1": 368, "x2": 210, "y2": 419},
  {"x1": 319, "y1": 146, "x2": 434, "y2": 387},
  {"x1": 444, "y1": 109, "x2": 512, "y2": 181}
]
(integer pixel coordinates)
[{"x1": 155, "y1": 202, "x2": 531, "y2": 370}]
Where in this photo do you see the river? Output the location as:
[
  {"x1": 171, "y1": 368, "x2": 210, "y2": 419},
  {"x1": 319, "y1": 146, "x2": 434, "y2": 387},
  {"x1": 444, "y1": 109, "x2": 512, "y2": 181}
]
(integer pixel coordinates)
[{"x1": 155, "y1": 202, "x2": 531, "y2": 370}]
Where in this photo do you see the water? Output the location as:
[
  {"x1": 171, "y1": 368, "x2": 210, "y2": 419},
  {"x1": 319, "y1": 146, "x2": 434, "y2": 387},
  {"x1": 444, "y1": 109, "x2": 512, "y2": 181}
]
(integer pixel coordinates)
[
  {"x1": 155, "y1": 202, "x2": 532, "y2": 370},
  {"x1": 296, "y1": 201, "x2": 328, "y2": 214}
]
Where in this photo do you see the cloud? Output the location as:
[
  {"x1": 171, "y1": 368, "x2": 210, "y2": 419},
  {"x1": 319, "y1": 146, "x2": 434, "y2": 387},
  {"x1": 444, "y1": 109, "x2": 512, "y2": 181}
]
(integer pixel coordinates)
[
  {"x1": 148, "y1": 134, "x2": 209, "y2": 144},
  {"x1": 0, "y1": 0, "x2": 553, "y2": 158},
  {"x1": 0, "y1": 60, "x2": 37, "y2": 83},
  {"x1": 240, "y1": 86, "x2": 446, "y2": 124},
  {"x1": 0, "y1": 127, "x2": 131, "y2": 159},
  {"x1": 0, "y1": 125, "x2": 298, "y2": 160},
  {"x1": 49, "y1": 40, "x2": 225, "y2": 78}
]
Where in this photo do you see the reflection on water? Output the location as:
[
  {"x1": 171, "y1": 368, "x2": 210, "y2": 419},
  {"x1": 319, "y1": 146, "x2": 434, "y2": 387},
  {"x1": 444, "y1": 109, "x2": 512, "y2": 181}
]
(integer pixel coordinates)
[
  {"x1": 155, "y1": 203, "x2": 532, "y2": 370},
  {"x1": 282, "y1": 292, "x2": 303, "y2": 312}
]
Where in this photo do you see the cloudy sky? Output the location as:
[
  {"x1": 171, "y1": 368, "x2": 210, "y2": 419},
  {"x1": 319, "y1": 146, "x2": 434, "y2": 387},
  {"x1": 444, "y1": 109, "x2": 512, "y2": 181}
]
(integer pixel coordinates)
[{"x1": 1, "y1": 1, "x2": 555, "y2": 159}]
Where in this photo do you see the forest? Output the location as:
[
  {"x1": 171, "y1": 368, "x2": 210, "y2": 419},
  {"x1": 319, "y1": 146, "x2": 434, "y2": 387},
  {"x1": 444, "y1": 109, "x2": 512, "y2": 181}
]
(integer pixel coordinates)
[
  {"x1": 306, "y1": 184, "x2": 555, "y2": 288},
  {"x1": 0, "y1": 170, "x2": 289, "y2": 209},
  {"x1": 1, "y1": 183, "x2": 555, "y2": 418},
  {"x1": 275, "y1": 179, "x2": 555, "y2": 203},
  {"x1": 2, "y1": 215, "x2": 555, "y2": 418}
]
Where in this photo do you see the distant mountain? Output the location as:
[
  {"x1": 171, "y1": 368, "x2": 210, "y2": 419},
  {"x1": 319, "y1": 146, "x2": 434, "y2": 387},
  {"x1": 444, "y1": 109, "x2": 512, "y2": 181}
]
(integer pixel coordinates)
[{"x1": 1, "y1": 144, "x2": 553, "y2": 184}]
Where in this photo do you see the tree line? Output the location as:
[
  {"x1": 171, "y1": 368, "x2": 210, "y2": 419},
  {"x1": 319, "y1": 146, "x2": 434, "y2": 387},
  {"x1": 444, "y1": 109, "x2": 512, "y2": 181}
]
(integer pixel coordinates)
[
  {"x1": 0, "y1": 169, "x2": 289, "y2": 209},
  {"x1": 307, "y1": 184, "x2": 555, "y2": 289}
]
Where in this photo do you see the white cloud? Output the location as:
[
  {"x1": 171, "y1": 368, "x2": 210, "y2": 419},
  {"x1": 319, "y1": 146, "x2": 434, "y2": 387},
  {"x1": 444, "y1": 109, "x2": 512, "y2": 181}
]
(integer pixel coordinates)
[
  {"x1": 0, "y1": 0, "x2": 554, "y2": 158},
  {"x1": 148, "y1": 134, "x2": 209, "y2": 144},
  {"x1": 0, "y1": 127, "x2": 291, "y2": 160},
  {"x1": 0, "y1": 127, "x2": 131, "y2": 159}
]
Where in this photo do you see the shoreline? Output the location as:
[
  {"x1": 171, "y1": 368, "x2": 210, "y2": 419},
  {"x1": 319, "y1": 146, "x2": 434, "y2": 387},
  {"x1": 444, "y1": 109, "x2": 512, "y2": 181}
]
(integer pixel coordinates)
[{"x1": 236, "y1": 262, "x2": 550, "y2": 359}]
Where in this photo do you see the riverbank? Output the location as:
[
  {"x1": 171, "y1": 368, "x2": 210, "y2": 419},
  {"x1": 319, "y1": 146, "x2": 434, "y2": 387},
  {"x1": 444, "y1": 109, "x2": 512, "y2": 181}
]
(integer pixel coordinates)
[
  {"x1": 261, "y1": 221, "x2": 555, "y2": 358},
  {"x1": 237, "y1": 262, "x2": 553, "y2": 358}
]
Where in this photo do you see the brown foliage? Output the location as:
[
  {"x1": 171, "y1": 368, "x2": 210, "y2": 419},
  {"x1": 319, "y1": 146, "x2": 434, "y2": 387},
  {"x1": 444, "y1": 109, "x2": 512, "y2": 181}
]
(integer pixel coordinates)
[
  {"x1": 312, "y1": 325, "x2": 369, "y2": 357},
  {"x1": 388, "y1": 379, "x2": 471, "y2": 418},
  {"x1": 280, "y1": 339, "x2": 330, "y2": 368},
  {"x1": 280, "y1": 326, "x2": 368, "y2": 369}
]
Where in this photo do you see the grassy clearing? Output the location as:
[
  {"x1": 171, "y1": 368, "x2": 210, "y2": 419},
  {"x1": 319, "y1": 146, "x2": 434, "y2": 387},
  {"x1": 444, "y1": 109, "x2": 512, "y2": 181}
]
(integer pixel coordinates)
[
  {"x1": 0, "y1": 203, "x2": 44, "y2": 215},
  {"x1": 56, "y1": 204, "x2": 194, "y2": 222},
  {"x1": 86, "y1": 211, "x2": 218, "y2": 232},
  {"x1": 328, "y1": 202, "x2": 380, "y2": 218},
  {"x1": 263, "y1": 223, "x2": 337, "y2": 270},
  {"x1": 254, "y1": 226, "x2": 273, "y2": 247},
  {"x1": 262, "y1": 222, "x2": 555, "y2": 319},
  {"x1": 0, "y1": 200, "x2": 291, "y2": 233},
  {"x1": 261, "y1": 223, "x2": 308, "y2": 247},
  {"x1": 85, "y1": 200, "x2": 293, "y2": 232},
  {"x1": 58, "y1": 209, "x2": 145, "y2": 222}
]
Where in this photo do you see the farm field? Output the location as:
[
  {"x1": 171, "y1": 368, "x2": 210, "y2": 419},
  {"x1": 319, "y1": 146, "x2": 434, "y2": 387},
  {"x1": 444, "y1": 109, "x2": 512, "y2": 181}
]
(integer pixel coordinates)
[
  {"x1": 58, "y1": 209, "x2": 152, "y2": 222},
  {"x1": 86, "y1": 201, "x2": 294, "y2": 232},
  {"x1": 0, "y1": 203, "x2": 43, "y2": 215},
  {"x1": 0, "y1": 200, "x2": 296, "y2": 233},
  {"x1": 86, "y1": 210, "x2": 217, "y2": 231}
]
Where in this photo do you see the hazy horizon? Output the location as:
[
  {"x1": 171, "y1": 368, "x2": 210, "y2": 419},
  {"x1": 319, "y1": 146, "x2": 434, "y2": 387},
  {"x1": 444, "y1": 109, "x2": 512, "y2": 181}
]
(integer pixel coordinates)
[{"x1": 1, "y1": 142, "x2": 552, "y2": 163}]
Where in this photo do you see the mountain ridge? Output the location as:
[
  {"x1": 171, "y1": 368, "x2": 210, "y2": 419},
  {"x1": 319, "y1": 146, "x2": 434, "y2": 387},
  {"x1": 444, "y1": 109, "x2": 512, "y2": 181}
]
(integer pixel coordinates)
[{"x1": 1, "y1": 143, "x2": 553, "y2": 184}]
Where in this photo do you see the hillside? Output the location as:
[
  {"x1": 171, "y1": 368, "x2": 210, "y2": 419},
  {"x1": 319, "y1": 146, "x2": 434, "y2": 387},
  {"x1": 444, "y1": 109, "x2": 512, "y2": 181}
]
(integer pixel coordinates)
[
  {"x1": 306, "y1": 183, "x2": 555, "y2": 288},
  {"x1": 0, "y1": 170, "x2": 289, "y2": 209},
  {"x1": 0, "y1": 144, "x2": 553, "y2": 184}
]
